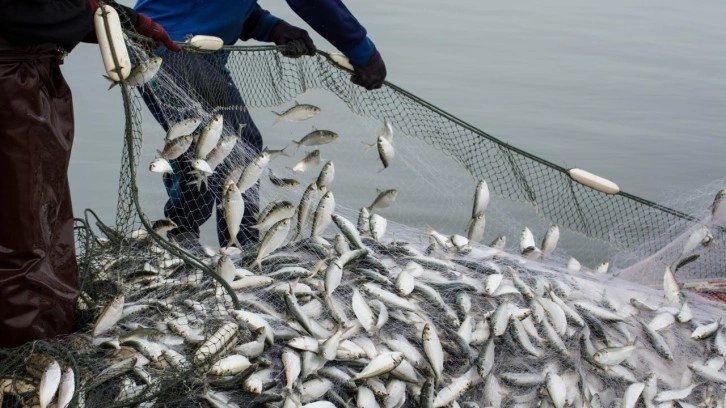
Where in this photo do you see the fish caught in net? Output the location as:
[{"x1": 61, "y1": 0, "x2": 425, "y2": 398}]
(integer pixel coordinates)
[{"x1": 1, "y1": 17, "x2": 725, "y2": 408}]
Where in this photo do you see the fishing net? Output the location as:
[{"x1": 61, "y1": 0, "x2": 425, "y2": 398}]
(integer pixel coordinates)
[{"x1": 1, "y1": 7, "x2": 726, "y2": 407}]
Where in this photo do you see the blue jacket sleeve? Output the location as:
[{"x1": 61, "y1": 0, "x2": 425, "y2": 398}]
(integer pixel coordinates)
[
  {"x1": 240, "y1": 4, "x2": 282, "y2": 42},
  {"x1": 285, "y1": 0, "x2": 376, "y2": 67}
]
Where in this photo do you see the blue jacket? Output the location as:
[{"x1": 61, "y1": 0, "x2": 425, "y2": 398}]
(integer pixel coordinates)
[{"x1": 134, "y1": 0, "x2": 376, "y2": 67}]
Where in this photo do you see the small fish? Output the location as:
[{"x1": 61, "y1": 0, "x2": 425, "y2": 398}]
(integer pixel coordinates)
[
  {"x1": 472, "y1": 180, "x2": 490, "y2": 216},
  {"x1": 710, "y1": 188, "x2": 726, "y2": 222},
  {"x1": 540, "y1": 225, "x2": 559, "y2": 259},
  {"x1": 369, "y1": 213, "x2": 387, "y2": 241},
  {"x1": 268, "y1": 169, "x2": 300, "y2": 188},
  {"x1": 209, "y1": 355, "x2": 251, "y2": 376},
  {"x1": 367, "y1": 189, "x2": 398, "y2": 211},
  {"x1": 194, "y1": 322, "x2": 238, "y2": 365},
  {"x1": 567, "y1": 257, "x2": 581, "y2": 273},
  {"x1": 272, "y1": 101, "x2": 321, "y2": 125},
  {"x1": 663, "y1": 266, "x2": 681, "y2": 303},
  {"x1": 354, "y1": 352, "x2": 404, "y2": 381},
  {"x1": 295, "y1": 182, "x2": 319, "y2": 240},
  {"x1": 376, "y1": 134, "x2": 395, "y2": 171},
  {"x1": 691, "y1": 320, "x2": 721, "y2": 340},
  {"x1": 195, "y1": 114, "x2": 224, "y2": 161},
  {"x1": 254, "y1": 218, "x2": 291, "y2": 269},
  {"x1": 292, "y1": 128, "x2": 339, "y2": 152},
  {"x1": 158, "y1": 134, "x2": 194, "y2": 160},
  {"x1": 311, "y1": 191, "x2": 335, "y2": 238},
  {"x1": 125, "y1": 56, "x2": 163, "y2": 87},
  {"x1": 358, "y1": 207, "x2": 371, "y2": 235},
  {"x1": 254, "y1": 200, "x2": 295, "y2": 232},
  {"x1": 380, "y1": 119, "x2": 394, "y2": 143},
  {"x1": 165, "y1": 117, "x2": 202, "y2": 142},
  {"x1": 422, "y1": 324, "x2": 444, "y2": 383},
  {"x1": 222, "y1": 182, "x2": 245, "y2": 249},
  {"x1": 316, "y1": 160, "x2": 335, "y2": 191},
  {"x1": 93, "y1": 294, "x2": 125, "y2": 337},
  {"x1": 237, "y1": 151, "x2": 271, "y2": 192},
  {"x1": 594, "y1": 261, "x2": 609, "y2": 274},
  {"x1": 466, "y1": 212, "x2": 486, "y2": 242},
  {"x1": 151, "y1": 219, "x2": 177, "y2": 235},
  {"x1": 519, "y1": 227, "x2": 537, "y2": 256},
  {"x1": 291, "y1": 149, "x2": 322, "y2": 173},
  {"x1": 206, "y1": 134, "x2": 239, "y2": 171},
  {"x1": 57, "y1": 367, "x2": 75, "y2": 408},
  {"x1": 39, "y1": 360, "x2": 61, "y2": 408},
  {"x1": 149, "y1": 158, "x2": 173, "y2": 173},
  {"x1": 490, "y1": 235, "x2": 506, "y2": 249},
  {"x1": 263, "y1": 145, "x2": 291, "y2": 160}
]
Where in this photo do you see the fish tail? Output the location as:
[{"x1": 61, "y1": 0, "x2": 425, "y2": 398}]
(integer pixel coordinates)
[
  {"x1": 362, "y1": 141, "x2": 376, "y2": 152},
  {"x1": 280, "y1": 144, "x2": 291, "y2": 157},
  {"x1": 291, "y1": 140, "x2": 302, "y2": 153},
  {"x1": 272, "y1": 111, "x2": 283, "y2": 125}
]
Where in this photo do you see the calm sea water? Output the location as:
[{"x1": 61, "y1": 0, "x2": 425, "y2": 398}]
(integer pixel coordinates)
[{"x1": 63, "y1": 1, "x2": 726, "y2": 252}]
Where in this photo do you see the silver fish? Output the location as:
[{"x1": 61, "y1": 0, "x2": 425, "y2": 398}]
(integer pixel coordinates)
[
  {"x1": 56, "y1": 367, "x2": 75, "y2": 408},
  {"x1": 291, "y1": 149, "x2": 322, "y2": 173},
  {"x1": 254, "y1": 218, "x2": 291, "y2": 269},
  {"x1": 165, "y1": 117, "x2": 201, "y2": 142},
  {"x1": 295, "y1": 182, "x2": 320, "y2": 240},
  {"x1": 367, "y1": 189, "x2": 398, "y2": 211},
  {"x1": 376, "y1": 134, "x2": 395, "y2": 171},
  {"x1": 195, "y1": 114, "x2": 224, "y2": 161},
  {"x1": 316, "y1": 160, "x2": 335, "y2": 191},
  {"x1": 149, "y1": 158, "x2": 173, "y2": 173},
  {"x1": 466, "y1": 212, "x2": 486, "y2": 242},
  {"x1": 223, "y1": 182, "x2": 245, "y2": 249},
  {"x1": 125, "y1": 56, "x2": 163, "y2": 87},
  {"x1": 710, "y1": 188, "x2": 726, "y2": 222},
  {"x1": 39, "y1": 360, "x2": 61, "y2": 408},
  {"x1": 159, "y1": 134, "x2": 193, "y2": 160},
  {"x1": 272, "y1": 101, "x2": 321, "y2": 125},
  {"x1": 540, "y1": 225, "x2": 560, "y2": 259},
  {"x1": 254, "y1": 200, "x2": 295, "y2": 232},
  {"x1": 268, "y1": 169, "x2": 300, "y2": 188},
  {"x1": 237, "y1": 151, "x2": 271, "y2": 192},
  {"x1": 206, "y1": 134, "x2": 238, "y2": 170},
  {"x1": 293, "y1": 128, "x2": 339, "y2": 152},
  {"x1": 472, "y1": 180, "x2": 490, "y2": 216},
  {"x1": 311, "y1": 191, "x2": 335, "y2": 238},
  {"x1": 93, "y1": 294, "x2": 124, "y2": 337}
]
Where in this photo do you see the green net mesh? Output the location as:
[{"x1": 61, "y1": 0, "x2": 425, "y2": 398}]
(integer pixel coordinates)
[{"x1": 1, "y1": 9, "x2": 725, "y2": 407}]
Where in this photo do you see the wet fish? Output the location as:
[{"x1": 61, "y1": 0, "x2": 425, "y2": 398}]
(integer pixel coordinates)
[
  {"x1": 293, "y1": 128, "x2": 339, "y2": 152},
  {"x1": 165, "y1": 117, "x2": 202, "y2": 142},
  {"x1": 316, "y1": 160, "x2": 335, "y2": 192},
  {"x1": 367, "y1": 189, "x2": 398, "y2": 212},
  {"x1": 237, "y1": 151, "x2": 271, "y2": 192},
  {"x1": 272, "y1": 101, "x2": 321, "y2": 125},
  {"x1": 149, "y1": 158, "x2": 173, "y2": 173},
  {"x1": 39, "y1": 360, "x2": 61, "y2": 408},
  {"x1": 159, "y1": 134, "x2": 193, "y2": 160},
  {"x1": 472, "y1": 180, "x2": 490, "y2": 216},
  {"x1": 268, "y1": 169, "x2": 300, "y2": 188},
  {"x1": 93, "y1": 294, "x2": 125, "y2": 337},
  {"x1": 222, "y1": 182, "x2": 245, "y2": 249},
  {"x1": 291, "y1": 150, "x2": 322, "y2": 174},
  {"x1": 125, "y1": 56, "x2": 163, "y2": 87}
]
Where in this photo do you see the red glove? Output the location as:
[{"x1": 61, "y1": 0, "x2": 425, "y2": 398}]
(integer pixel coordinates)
[{"x1": 136, "y1": 13, "x2": 181, "y2": 52}]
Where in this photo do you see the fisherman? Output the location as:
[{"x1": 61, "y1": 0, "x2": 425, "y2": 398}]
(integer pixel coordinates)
[
  {"x1": 0, "y1": 1, "x2": 178, "y2": 349},
  {"x1": 135, "y1": 0, "x2": 387, "y2": 254}
]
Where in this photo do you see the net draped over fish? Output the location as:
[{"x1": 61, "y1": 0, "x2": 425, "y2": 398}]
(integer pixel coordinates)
[{"x1": 1, "y1": 15, "x2": 726, "y2": 408}]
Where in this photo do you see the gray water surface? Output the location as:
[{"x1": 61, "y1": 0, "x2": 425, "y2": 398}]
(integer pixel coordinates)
[{"x1": 63, "y1": 1, "x2": 726, "y2": 247}]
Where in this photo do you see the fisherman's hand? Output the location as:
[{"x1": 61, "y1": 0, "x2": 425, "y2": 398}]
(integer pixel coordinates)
[
  {"x1": 351, "y1": 49, "x2": 387, "y2": 90},
  {"x1": 269, "y1": 21, "x2": 316, "y2": 58},
  {"x1": 136, "y1": 14, "x2": 181, "y2": 52}
]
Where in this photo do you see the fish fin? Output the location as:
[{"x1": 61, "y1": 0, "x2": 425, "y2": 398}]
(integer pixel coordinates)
[
  {"x1": 294, "y1": 100, "x2": 299, "y2": 106},
  {"x1": 291, "y1": 140, "x2": 302, "y2": 154},
  {"x1": 103, "y1": 75, "x2": 119, "y2": 90},
  {"x1": 280, "y1": 144, "x2": 291, "y2": 157},
  {"x1": 377, "y1": 166, "x2": 387, "y2": 174},
  {"x1": 362, "y1": 141, "x2": 376, "y2": 152},
  {"x1": 271, "y1": 111, "x2": 282, "y2": 125}
]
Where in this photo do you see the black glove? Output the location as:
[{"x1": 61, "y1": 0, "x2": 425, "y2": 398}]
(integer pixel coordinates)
[
  {"x1": 269, "y1": 21, "x2": 316, "y2": 58},
  {"x1": 351, "y1": 49, "x2": 386, "y2": 90}
]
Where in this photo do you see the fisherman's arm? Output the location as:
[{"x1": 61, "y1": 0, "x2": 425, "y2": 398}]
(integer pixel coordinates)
[{"x1": 284, "y1": 0, "x2": 387, "y2": 90}]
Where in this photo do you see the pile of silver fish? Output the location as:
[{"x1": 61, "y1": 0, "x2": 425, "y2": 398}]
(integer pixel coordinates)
[
  {"x1": 6, "y1": 78, "x2": 726, "y2": 407},
  {"x1": 8, "y1": 167, "x2": 726, "y2": 407}
]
